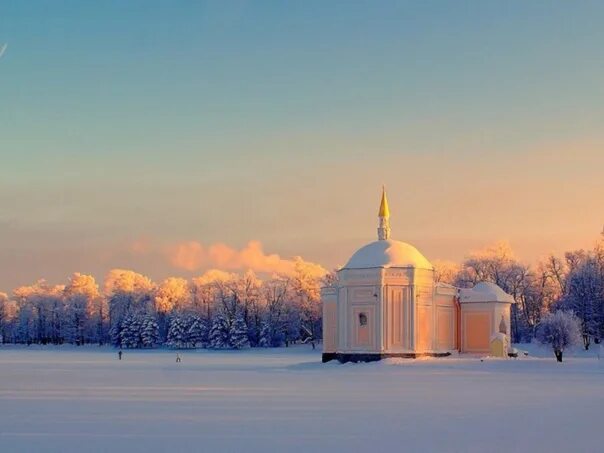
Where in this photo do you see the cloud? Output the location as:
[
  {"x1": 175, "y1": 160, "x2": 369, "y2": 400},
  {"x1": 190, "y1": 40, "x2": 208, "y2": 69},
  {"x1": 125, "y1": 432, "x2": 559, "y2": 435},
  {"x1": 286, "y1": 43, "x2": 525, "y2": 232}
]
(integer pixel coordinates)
[
  {"x1": 0, "y1": 43, "x2": 7, "y2": 59},
  {"x1": 166, "y1": 241, "x2": 204, "y2": 271},
  {"x1": 130, "y1": 239, "x2": 327, "y2": 277},
  {"x1": 129, "y1": 237, "x2": 152, "y2": 255}
]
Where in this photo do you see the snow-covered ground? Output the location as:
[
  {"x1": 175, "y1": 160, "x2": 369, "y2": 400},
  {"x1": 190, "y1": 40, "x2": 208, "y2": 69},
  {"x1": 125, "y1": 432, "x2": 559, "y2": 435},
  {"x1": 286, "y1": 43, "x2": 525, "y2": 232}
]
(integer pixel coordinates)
[{"x1": 0, "y1": 344, "x2": 602, "y2": 453}]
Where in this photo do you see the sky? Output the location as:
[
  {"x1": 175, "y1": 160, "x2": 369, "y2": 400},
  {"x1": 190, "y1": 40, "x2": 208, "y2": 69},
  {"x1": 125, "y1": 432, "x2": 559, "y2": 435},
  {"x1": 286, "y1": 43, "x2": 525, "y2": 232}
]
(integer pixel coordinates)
[{"x1": 1, "y1": 1, "x2": 604, "y2": 290}]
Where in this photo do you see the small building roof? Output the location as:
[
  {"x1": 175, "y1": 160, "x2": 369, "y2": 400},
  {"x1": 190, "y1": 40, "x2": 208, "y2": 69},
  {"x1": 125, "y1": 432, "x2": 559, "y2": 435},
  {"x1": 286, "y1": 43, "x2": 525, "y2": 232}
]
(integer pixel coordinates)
[{"x1": 459, "y1": 282, "x2": 514, "y2": 304}]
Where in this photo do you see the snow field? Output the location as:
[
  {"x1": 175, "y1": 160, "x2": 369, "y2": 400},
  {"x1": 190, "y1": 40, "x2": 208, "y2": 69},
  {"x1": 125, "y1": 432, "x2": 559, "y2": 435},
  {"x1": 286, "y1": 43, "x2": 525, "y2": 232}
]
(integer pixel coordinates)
[{"x1": 0, "y1": 344, "x2": 602, "y2": 453}]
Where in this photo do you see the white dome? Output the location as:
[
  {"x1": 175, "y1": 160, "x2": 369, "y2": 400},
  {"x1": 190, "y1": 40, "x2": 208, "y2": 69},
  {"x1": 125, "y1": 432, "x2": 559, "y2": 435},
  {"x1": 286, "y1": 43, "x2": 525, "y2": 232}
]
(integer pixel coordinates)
[
  {"x1": 344, "y1": 239, "x2": 433, "y2": 270},
  {"x1": 459, "y1": 282, "x2": 514, "y2": 303}
]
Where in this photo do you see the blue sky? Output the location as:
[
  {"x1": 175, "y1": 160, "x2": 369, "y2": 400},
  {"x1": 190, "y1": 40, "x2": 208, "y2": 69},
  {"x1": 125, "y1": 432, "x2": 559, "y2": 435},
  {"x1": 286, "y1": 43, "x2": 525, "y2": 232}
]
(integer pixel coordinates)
[{"x1": 1, "y1": 1, "x2": 604, "y2": 289}]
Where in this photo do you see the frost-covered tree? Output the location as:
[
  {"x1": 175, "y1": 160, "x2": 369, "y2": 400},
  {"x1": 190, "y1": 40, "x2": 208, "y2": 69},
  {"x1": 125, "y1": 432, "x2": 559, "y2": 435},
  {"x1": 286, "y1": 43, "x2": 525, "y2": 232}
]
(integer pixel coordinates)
[
  {"x1": 155, "y1": 277, "x2": 191, "y2": 314},
  {"x1": 560, "y1": 256, "x2": 602, "y2": 349},
  {"x1": 63, "y1": 273, "x2": 103, "y2": 345},
  {"x1": 261, "y1": 277, "x2": 288, "y2": 346},
  {"x1": 154, "y1": 277, "x2": 191, "y2": 341},
  {"x1": 229, "y1": 310, "x2": 249, "y2": 349},
  {"x1": 258, "y1": 319, "x2": 285, "y2": 348},
  {"x1": 12, "y1": 281, "x2": 65, "y2": 345},
  {"x1": 191, "y1": 270, "x2": 236, "y2": 321},
  {"x1": 119, "y1": 314, "x2": 143, "y2": 349},
  {"x1": 0, "y1": 292, "x2": 17, "y2": 343},
  {"x1": 188, "y1": 316, "x2": 207, "y2": 348},
  {"x1": 433, "y1": 260, "x2": 461, "y2": 285},
  {"x1": 284, "y1": 307, "x2": 302, "y2": 346},
  {"x1": 166, "y1": 316, "x2": 190, "y2": 349},
  {"x1": 322, "y1": 270, "x2": 338, "y2": 288},
  {"x1": 258, "y1": 322, "x2": 270, "y2": 347},
  {"x1": 290, "y1": 257, "x2": 324, "y2": 341},
  {"x1": 141, "y1": 316, "x2": 160, "y2": 348},
  {"x1": 233, "y1": 270, "x2": 262, "y2": 346},
  {"x1": 109, "y1": 321, "x2": 122, "y2": 347},
  {"x1": 104, "y1": 269, "x2": 155, "y2": 340},
  {"x1": 209, "y1": 311, "x2": 230, "y2": 349},
  {"x1": 544, "y1": 255, "x2": 569, "y2": 297},
  {"x1": 63, "y1": 294, "x2": 88, "y2": 345},
  {"x1": 536, "y1": 310, "x2": 582, "y2": 362}
]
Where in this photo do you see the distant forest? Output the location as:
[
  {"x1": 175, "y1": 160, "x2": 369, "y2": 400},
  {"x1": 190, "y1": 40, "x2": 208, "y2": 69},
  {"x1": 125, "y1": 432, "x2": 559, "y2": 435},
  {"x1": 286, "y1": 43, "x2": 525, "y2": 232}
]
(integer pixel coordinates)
[
  {"x1": 1, "y1": 234, "x2": 603, "y2": 350},
  {"x1": 0, "y1": 257, "x2": 325, "y2": 349}
]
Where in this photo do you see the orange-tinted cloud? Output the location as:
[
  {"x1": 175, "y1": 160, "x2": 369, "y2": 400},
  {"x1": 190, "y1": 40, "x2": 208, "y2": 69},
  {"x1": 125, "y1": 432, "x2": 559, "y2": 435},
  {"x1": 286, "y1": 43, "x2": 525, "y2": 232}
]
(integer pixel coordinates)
[
  {"x1": 129, "y1": 237, "x2": 152, "y2": 255},
  {"x1": 166, "y1": 241, "x2": 204, "y2": 271},
  {"x1": 154, "y1": 239, "x2": 326, "y2": 277}
]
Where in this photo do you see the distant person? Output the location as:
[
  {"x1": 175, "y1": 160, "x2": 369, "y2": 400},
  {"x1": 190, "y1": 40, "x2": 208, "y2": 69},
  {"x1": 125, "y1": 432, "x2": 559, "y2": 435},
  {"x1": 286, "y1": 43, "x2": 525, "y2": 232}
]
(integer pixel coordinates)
[
  {"x1": 311, "y1": 339, "x2": 316, "y2": 350},
  {"x1": 118, "y1": 350, "x2": 123, "y2": 360},
  {"x1": 176, "y1": 353, "x2": 181, "y2": 363}
]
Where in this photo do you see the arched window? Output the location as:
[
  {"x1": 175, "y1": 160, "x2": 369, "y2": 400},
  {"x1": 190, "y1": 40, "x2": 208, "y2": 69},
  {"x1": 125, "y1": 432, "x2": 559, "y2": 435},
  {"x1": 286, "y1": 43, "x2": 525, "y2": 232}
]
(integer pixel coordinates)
[
  {"x1": 358, "y1": 312, "x2": 368, "y2": 326},
  {"x1": 499, "y1": 316, "x2": 507, "y2": 334}
]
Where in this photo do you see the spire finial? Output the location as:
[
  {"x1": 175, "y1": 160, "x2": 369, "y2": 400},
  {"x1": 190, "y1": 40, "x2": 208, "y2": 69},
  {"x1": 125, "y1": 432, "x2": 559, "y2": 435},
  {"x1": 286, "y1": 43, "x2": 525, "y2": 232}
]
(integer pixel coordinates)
[
  {"x1": 377, "y1": 186, "x2": 391, "y2": 240},
  {"x1": 378, "y1": 185, "x2": 390, "y2": 218}
]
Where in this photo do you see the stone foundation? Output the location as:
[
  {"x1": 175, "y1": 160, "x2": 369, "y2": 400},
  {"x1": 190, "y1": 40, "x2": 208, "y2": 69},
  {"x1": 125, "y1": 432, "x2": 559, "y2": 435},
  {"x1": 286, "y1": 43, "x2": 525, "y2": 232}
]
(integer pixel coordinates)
[
  {"x1": 322, "y1": 352, "x2": 451, "y2": 363},
  {"x1": 321, "y1": 352, "x2": 337, "y2": 363}
]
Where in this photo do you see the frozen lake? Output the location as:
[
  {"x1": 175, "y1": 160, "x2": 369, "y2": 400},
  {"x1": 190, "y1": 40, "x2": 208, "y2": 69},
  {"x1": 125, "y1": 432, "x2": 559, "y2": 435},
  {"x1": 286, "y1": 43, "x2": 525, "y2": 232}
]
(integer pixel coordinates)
[{"x1": 0, "y1": 344, "x2": 602, "y2": 452}]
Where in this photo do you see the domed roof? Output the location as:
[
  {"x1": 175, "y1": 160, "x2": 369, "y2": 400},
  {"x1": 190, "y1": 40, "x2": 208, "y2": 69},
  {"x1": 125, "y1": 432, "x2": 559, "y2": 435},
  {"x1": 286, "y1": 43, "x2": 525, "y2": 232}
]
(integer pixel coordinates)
[
  {"x1": 344, "y1": 239, "x2": 433, "y2": 270},
  {"x1": 459, "y1": 282, "x2": 514, "y2": 303}
]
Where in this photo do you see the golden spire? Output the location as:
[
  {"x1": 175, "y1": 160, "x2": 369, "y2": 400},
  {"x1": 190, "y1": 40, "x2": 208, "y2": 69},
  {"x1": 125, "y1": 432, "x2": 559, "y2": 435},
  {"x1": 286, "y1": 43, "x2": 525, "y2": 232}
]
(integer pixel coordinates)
[
  {"x1": 377, "y1": 186, "x2": 391, "y2": 240},
  {"x1": 378, "y1": 186, "x2": 390, "y2": 218}
]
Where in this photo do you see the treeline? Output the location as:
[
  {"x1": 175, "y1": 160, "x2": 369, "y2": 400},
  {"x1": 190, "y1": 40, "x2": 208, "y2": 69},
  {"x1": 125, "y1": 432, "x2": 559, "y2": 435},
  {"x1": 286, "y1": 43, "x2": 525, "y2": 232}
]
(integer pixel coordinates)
[
  {"x1": 2, "y1": 234, "x2": 603, "y2": 350},
  {"x1": 435, "y1": 235, "x2": 604, "y2": 348},
  {"x1": 0, "y1": 258, "x2": 324, "y2": 349}
]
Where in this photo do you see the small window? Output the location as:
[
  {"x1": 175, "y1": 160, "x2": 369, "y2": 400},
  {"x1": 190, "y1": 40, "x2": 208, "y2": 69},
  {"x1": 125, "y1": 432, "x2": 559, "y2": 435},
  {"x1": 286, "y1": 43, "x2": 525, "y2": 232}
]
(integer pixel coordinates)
[
  {"x1": 358, "y1": 312, "x2": 368, "y2": 326},
  {"x1": 499, "y1": 316, "x2": 507, "y2": 334}
]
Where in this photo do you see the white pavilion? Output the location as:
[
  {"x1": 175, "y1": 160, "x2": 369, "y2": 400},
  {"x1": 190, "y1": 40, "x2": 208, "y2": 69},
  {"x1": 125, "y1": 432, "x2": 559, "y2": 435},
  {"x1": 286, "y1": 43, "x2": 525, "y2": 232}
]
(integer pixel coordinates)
[{"x1": 321, "y1": 188, "x2": 514, "y2": 363}]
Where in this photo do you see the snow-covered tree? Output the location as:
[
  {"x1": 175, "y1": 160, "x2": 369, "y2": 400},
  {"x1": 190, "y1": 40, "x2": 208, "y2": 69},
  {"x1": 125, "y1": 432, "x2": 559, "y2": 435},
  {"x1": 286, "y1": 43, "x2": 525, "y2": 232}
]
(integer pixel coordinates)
[
  {"x1": 191, "y1": 270, "x2": 236, "y2": 320},
  {"x1": 209, "y1": 311, "x2": 230, "y2": 349},
  {"x1": 433, "y1": 260, "x2": 462, "y2": 285},
  {"x1": 166, "y1": 316, "x2": 190, "y2": 349},
  {"x1": 109, "y1": 321, "x2": 122, "y2": 347},
  {"x1": 63, "y1": 273, "x2": 102, "y2": 345},
  {"x1": 15, "y1": 303, "x2": 35, "y2": 344},
  {"x1": 258, "y1": 322, "x2": 270, "y2": 347},
  {"x1": 0, "y1": 292, "x2": 17, "y2": 343},
  {"x1": 188, "y1": 316, "x2": 208, "y2": 348},
  {"x1": 560, "y1": 256, "x2": 602, "y2": 349},
  {"x1": 155, "y1": 277, "x2": 191, "y2": 314},
  {"x1": 104, "y1": 269, "x2": 155, "y2": 338},
  {"x1": 119, "y1": 314, "x2": 143, "y2": 349},
  {"x1": 258, "y1": 319, "x2": 285, "y2": 348},
  {"x1": 229, "y1": 310, "x2": 250, "y2": 349},
  {"x1": 155, "y1": 277, "x2": 192, "y2": 342},
  {"x1": 536, "y1": 310, "x2": 582, "y2": 362},
  {"x1": 284, "y1": 307, "x2": 302, "y2": 346},
  {"x1": 233, "y1": 270, "x2": 262, "y2": 346},
  {"x1": 63, "y1": 294, "x2": 88, "y2": 345},
  {"x1": 141, "y1": 316, "x2": 160, "y2": 348},
  {"x1": 12, "y1": 280, "x2": 65, "y2": 345},
  {"x1": 322, "y1": 270, "x2": 338, "y2": 288},
  {"x1": 290, "y1": 257, "x2": 324, "y2": 341}
]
